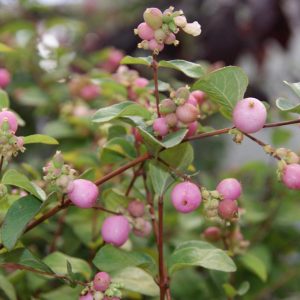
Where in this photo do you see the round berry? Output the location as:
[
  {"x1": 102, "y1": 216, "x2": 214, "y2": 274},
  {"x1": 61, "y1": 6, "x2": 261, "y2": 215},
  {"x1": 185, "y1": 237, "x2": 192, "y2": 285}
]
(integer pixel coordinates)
[
  {"x1": 282, "y1": 164, "x2": 300, "y2": 190},
  {"x1": 153, "y1": 117, "x2": 169, "y2": 137},
  {"x1": 233, "y1": 98, "x2": 267, "y2": 133},
  {"x1": 0, "y1": 110, "x2": 18, "y2": 132},
  {"x1": 143, "y1": 8, "x2": 163, "y2": 30},
  {"x1": 101, "y1": 215, "x2": 130, "y2": 247},
  {"x1": 128, "y1": 200, "x2": 145, "y2": 217},
  {"x1": 0, "y1": 68, "x2": 11, "y2": 88},
  {"x1": 93, "y1": 272, "x2": 111, "y2": 292},
  {"x1": 148, "y1": 39, "x2": 164, "y2": 52},
  {"x1": 186, "y1": 121, "x2": 198, "y2": 137},
  {"x1": 191, "y1": 90, "x2": 205, "y2": 104},
  {"x1": 218, "y1": 200, "x2": 238, "y2": 220},
  {"x1": 134, "y1": 77, "x2": 149, "y2": 88},
  {"x1": 164, "y1": 33, "x2": 176, "y2": 45},
  {"x1": 67, "y1": 179, "x2": 99, "y2": 208},
  {"x1": 171, "y1": 181, "x2": 202, "y2": 213},
  {"x1": 136, "y1": 22, "x2": 155, "y2": 40},
  {"x1": 133, "y1": 218, "x2": 152, "y2": 237},
  {"x1": 80, "y1": 84, "x2": 100, "y2": 101},
  {"x1": 216, "y1": 178, "x2": 242, "y2": 201},
  {"x1": 203, "y1": 226, "x2": 221, "y2": 242},
  {"x1": 165, "y1": 113, "x2": 178, "y2": 128},
  {"x1": 176, "y1": 103, "x2": 199, "y2": 124},
  {"x1": 79, "y1": 292, "x2": 93, "y2": 300},
  {"x1": 186, "y1": 95, "x2": 198, "y2": 107},
  {"x1": 159, "y1": 98, "x2": 176, "y2": 115}
]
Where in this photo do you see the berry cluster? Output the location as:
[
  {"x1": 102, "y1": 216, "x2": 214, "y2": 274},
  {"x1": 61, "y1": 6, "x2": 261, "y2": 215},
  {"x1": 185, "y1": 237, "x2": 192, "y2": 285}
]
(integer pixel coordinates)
[
  {"x1": 135, "y1": 7, "x2": 201, "y2": 53},
  {"x1": 0, "y1": 68, "x2": 11, "y2": 89},
  {"x1": 0, "y1": 109, "x2": 24, "y2": 160},
  {"x1": 153, "y1": 87, "x2": 204, "y2": 137},
  {"x1": 69, "y1": 76, "x2": 101, "y2": 101},
  {"x1": 80, "y1": 271, "x2": 122, "y2": 300}
]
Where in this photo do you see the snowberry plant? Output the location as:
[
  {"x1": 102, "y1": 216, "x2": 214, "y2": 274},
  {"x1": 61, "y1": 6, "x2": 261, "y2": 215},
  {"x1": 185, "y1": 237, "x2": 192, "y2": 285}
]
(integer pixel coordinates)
[{"x1": 0, "y1": 6, "x2": 300, "y2": 300}]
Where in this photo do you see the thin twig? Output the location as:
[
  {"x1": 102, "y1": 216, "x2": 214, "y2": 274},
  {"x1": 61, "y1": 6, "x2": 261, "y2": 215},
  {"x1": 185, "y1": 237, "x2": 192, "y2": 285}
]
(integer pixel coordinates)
[{"x1": 152, "y1": 55, "x2": 161, "y2": 117}]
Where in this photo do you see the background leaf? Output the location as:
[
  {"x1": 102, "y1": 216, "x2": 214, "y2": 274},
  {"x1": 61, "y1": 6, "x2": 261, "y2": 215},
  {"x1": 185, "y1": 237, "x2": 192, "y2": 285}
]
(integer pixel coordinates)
[
  {"x1": 121, "y1": 55, "x2": 152, "y2": 66},
  {"x1": 0, "y1": 89, "x2": 10, "y2": 109},
  {"x1": 0, "y1": 273, "x2": 17, "y2": 300},
  {"x1": 23, "y1": 134, "x2": 59, "y2": 145}
]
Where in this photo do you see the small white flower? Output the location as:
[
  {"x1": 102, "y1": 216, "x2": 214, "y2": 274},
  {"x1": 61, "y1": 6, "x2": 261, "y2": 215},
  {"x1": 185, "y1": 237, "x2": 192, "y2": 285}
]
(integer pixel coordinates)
[
  {"x1": 174, "y1": 15, "x2": 187, "y2": 28},
  {"x1": 183, "y1": 21, "x2": 201, "y2": 36}
]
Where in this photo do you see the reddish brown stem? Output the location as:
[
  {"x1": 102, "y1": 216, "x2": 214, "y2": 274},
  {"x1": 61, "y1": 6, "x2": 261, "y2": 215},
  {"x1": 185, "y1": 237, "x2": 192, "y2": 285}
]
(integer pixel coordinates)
[{"x1": 152, "y1": 55, "x2": 161, "y2": 117}]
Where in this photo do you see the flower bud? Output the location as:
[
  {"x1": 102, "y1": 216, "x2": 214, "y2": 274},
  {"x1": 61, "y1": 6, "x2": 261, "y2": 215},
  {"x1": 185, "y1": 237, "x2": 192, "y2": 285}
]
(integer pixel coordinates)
[
  {"x1": 174, "y1": 15, "x2": 187, "y2": 28},
  {"x1": 183, "y1": 22, "x2": 202, "y2": 36}
]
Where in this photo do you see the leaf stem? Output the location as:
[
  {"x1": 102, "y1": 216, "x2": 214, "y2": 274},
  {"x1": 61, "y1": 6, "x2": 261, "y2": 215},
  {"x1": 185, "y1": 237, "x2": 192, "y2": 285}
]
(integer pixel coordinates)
[{"x1": 152, "y1": 54, "x2": 161, "y2": 117}]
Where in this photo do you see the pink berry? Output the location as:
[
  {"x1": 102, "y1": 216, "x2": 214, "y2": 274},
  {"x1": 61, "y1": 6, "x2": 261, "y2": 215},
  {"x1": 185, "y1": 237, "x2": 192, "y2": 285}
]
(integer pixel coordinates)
[
  {"x1": 218, "y1": 200, "x2": 238, "y2": 220},
  {"x1": 171, "y1": 182, "x2": 202, "y2": 213},
  {"x1": 164, "y1": 33, "x2": 176, "y2": 45},
  {"x1": 102, "y1": 49, "x2": 124, "y2": 72},
  {"x1": 165, "y1": 113, "x2": 178, "y2": 128},
  {"x1": 79, "y1": 292, "x2": 93, "y2": 300},
  {"x1": 133, "y1": 218, "x2": 152, "y2": 237},
  {"x1": 128, "y1": 200, "x2": 145, "y2": 217},
  {"x1": 148, "y1": 39, "x2": 164, "y2": 52},
  {"x1": 233, "y1": 98, "x2": 267, "y2": 133},
  {"x1": 143, "y1": 8, "x2": 163, "y2": 30},
  {"x1": 282, "y1": 164, "x2": 300, "y2": 190},
  {"x1": 93, "y1": 272, "x2": 111, "y2": 292},
  {"x1": 186, "y1": 95, "x2": 198, "y2": 107},
  {"x1": 159, "y1": 98, "x2": 176, "y2": 115},
  {"x1": 176, "y1": 103, "x2": 199, "y2": 124},
  {"x1": 186, "y1": 121, "x2": 198, "y2": 137},
  {"x1": 136, "y1": 22, "x2": 155, "y2": 40},
  {"x1": 134, "y1": 77, "x2": 149, "y2": 88},
  {"x1": 153, "y1": 117, "x2": 169, "y2": 137},
  {"x1": 101, "y1": 215, "x2": 130, "y2": 247},
  {"x1": 0, "y1": 68, "x2": 11, "y2": 88},
  {"x1": 67, "y1": 179, "x2": 99, "y2": 208},
  {"x1": 191, "y1": 90, "x2": 205, "y2": 104},
  {"x1": 216, "y1": 178, "x2": 242, "y2": 201},
  {"x1": 0, "y1": 110, "x2": 18, "y2": 132},
  {"x1": 203, "y1": 226, "x2": 221, "y2": 242},
  {"x1": 80, "y1": 84, "x2": 100, "y2": 101},
  {"x1": 16, "y1": 136, "x2": 24, "y2": 148}
]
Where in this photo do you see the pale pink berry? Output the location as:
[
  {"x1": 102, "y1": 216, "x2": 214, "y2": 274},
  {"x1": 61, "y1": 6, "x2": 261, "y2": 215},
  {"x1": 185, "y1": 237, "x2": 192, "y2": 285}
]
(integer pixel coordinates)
[
  {"x1": 171, "y1": 181, "x2": 202, "y2": 213},
  {"x1": 165, "y1": 113, "x2": 178, "y2": 128},
  {"x1": 233, "y1": 98, "x2": 267, "y2": 133},
  {"x1": 216, "y1": 178, "x2": 242, "y2": 201},
  {"x1": 203, "y1": 226, "x2": 221, "y2": 242},
  {"x1": 186, "y1": 95, "x2": 198, "y2": 107},
  {"x1": 282, "y1": 164, "x2": 300, "y2": 190},
  {"x1": 102, "y1": 49, "x2": 124, "y2": 72},
  {"x1": 67, "y1": 179, "x2": 99, "y2": 208},
  {"x1": 136, "y1": 22, "x2": 155, "y2": 40},
  {"x1": 0, "y1": 110, "x2": 18, "y2": 132},
  {"x1": 159, "y1": 98, "x2": 176, "y2": 115},
  {"x1": 218, "y1": 200, "x2": 238, "y2": 220},
  {"x1": 93, "y1": 272, "x2": 111, "y2": 292},
  {"x1": 128, "y1": 200, "x2": 145, "y2": 217},
  {"x1": 134, "y1": 77, "x2": 149, "y2": 88},
  {"x1": 0, "y1": 68, "x2": 11, "y2": 88},
  {"x1": 79, "y1": 292, "x2": 93, "y2": 300},
  {"x1": 148, "y1": 39, "x2": 164, "y2": 52},
  {"x1": 16, "y1": 136, "x2": 24, "y2": 148},
  {"x1": 176, "y1": 103, "x2": 199, "y2": 124},
  {"x1": 143, "y1": 8, "x2": 163, "y2": 30},
  {"x1": 191, "y1": 90, "x2": 206, "y2": 104},
  {"x1": 164, "y1": 33, "x2": 176, "y2": 45},
  {"x1": 186, "y1": 121, "x2": 198, "y2": 137},
  {"x1": 133, "y1": 218, "x2": 152, "y2": 237},
  {"x1": 153, "y1": 117, "x2": 169, "y2": 137},
  {"x1": 101, "y1": 215, "x2": 130, "y2": 247},
  {"x1": 80, "y1": 84, "x2": 100, "y2": 101}
]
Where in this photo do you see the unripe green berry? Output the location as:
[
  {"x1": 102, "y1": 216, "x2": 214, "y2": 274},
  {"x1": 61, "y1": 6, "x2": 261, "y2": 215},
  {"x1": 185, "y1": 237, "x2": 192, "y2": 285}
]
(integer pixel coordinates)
[{"x1": 143, "y1": 8, "x2": 163, "y2": 30}]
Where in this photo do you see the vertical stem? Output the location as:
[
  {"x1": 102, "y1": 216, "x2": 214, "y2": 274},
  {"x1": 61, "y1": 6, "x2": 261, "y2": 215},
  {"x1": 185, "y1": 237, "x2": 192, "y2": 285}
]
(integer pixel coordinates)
[
  {"x1": 152, "y1": 54, "x2": 161, "y2": 117},
  {"x1": 0, "y1": 156, "x2": 4, "y2": 175}
]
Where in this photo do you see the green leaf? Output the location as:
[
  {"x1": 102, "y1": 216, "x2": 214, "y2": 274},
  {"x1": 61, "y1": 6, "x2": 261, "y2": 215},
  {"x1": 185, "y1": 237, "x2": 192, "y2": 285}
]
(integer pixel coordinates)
[
  {"x1": 23, "y1": 134, "x2": 59, "y2": 145},
  {"x1": 43, "y1": 120, "x2": 75, "y2": 139},
  {"x1": 0, "y1": 273, "x2": 17, "y2": 300},
  {"x1": 193, "y1": 66, "x2": 249, "y2": 118},
  {"x1": 239, "y1": 253, "x2": 267, "y2": 282},
  {"x1": 1, "y1": 195, "x2": 42, "y2": 250},
  {"x1": 112, "y1": 267, "x2": 159, "y2": 297},
  {"x1": 162, "y1": 129, "x2": 188, "y2": 148},
  {"x1": 271, "y1": 128, "x2": 292, "y2": 146},
  {"x1": 102, "y1": 189, "x2": 130, "y2": 211},
  {"x1": 237, "y1": 281, "x2": 250, "y2": 296},
  {"x1": 159, "y1": 142, "x2": 194, "y2": 170},
  {"x1": 0, "y1": 89, "x2": 10, "y2": 109},
  {"x1": 2, "y1": 169, "x2": 46, "y2": 201},
  {"x1": 159, "y1": 60, "x2": 204, "y2": 78},
  {"x1": 223, "y1": 283, "x2": 237, "y2": 298},
  {"x1": 100, "y1": 137, "x2": 136, "y2": 163},
  {"x1": 0, "y1": 248, "x2": 54, "y2": 274},
  {"x1": 168, "y1": 240, "x2": 236, "y2": 275},
  {"x1": 92, "y1": 102, "x2": 152, "y2": 124},
  {"x1": 40, "y1": 285, "x2": 82, "y2": 300},
  {"x1": 0, "y1": 43, "x2": 14, "y2": 52},
  {"x1": 43, "y1": 252, "x2": 92, "y2": 280},
  {"x1": 276, "y1": 97, "x2": 300, "y2": 114},
  {"x1": 149, "y1": 161, "x2": 173, "y2": 196},
  {"x1": 121, "y1": 56, "x2": 152, "y2": 66},
  {"x1": 93, "y1": 244, "x2": 157, "y2": 277},
  {"x1": 284, "y1": 81, "x2": 300, "y2": 98},
  {"x1": 148, "y1": 80, "x2": 171, "y2": 92}
]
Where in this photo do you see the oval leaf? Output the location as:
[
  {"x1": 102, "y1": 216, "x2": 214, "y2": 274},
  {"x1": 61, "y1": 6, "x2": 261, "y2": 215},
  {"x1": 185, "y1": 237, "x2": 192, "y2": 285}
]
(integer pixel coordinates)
[
  {"x1": 276, "y1": 97, "x2": 300, "y2": 114},
  {"x1": 159, "y1": 60, "x2": 204, "y2": 78},
  {"x1": 121, "y1": 56, "x2": 152, "y2": 66},
  {"x1": 23, "y1": 134, "x2": 59, "y2": 145},
  {"x1": 239, "y1": 253, "x2": 267, "y2": 282},
  {"x1": 0, "y1": 89, "x2": 10, "y2": 109},
  {"x1": 1, "y1": 195, "x2": 42, "y2": 250}
]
